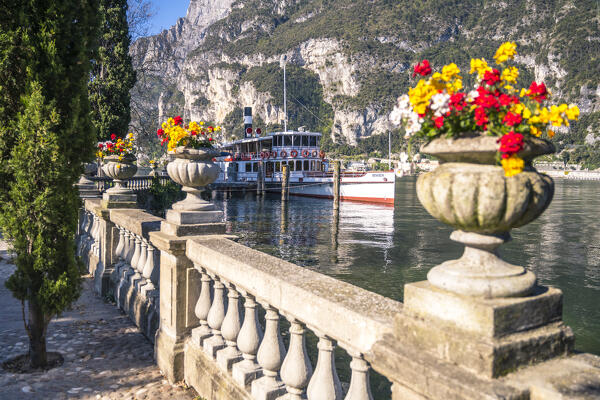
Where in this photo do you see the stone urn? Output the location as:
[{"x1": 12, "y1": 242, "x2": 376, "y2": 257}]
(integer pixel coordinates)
[
  {"x1": 416, "y1": 134, "x2": 555, "y2": 298},
  {"x1": 166, "y1": 146, "x2": 221, "y2": 211},
  {"x1": 102, "y1": 154, "x2": 138, "y2": 194}
]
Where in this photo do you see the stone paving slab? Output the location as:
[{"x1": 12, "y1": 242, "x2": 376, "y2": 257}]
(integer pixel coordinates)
[{"x1": 0, "y1": 243, "x2": 198, "y2": 400}]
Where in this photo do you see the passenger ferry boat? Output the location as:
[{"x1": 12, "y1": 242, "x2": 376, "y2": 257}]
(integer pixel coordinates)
[{"x1": 215, "y1": 113, "x2": 395, "y2": 205}]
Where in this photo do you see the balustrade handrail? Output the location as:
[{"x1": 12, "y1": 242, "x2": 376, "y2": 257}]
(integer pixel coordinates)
[{"x1": 186, "y1": 236, "x2": 402, "y2": 354}]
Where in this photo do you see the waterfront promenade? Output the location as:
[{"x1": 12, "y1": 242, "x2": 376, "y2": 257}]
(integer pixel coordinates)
[{"x1": 0, "y1": 240, "x2": 196, "y2": 400}]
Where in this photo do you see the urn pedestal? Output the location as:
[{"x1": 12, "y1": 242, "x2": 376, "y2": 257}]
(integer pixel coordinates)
[
  {"x1": 101, "y1": 154, "x2": 138, "y2": 208},
  {"x1": 161, "y1": 147, "x2": 225, "y2": 236},
  {"x1": 76, "y1": 162, "x2": 101, "y2": 198},
  {"x1": 396, "y1": 135, "x2": 573, "y2": 379}
]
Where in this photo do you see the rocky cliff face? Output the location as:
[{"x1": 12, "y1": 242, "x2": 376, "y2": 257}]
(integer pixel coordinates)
[{"x1": 130, "y1": 0, "x2": 600, "y2": 148}]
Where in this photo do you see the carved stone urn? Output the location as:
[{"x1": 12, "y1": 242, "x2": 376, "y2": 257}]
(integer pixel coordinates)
[
  {"x1": 416, "y1": 135, "x2": 555, "y2": 298},
  {"x1": 102, "y1": 154, "x2": 138, "y2": 194},
  {"x1": 166, "y1": 146, "x2": 221, "y2": 211}
]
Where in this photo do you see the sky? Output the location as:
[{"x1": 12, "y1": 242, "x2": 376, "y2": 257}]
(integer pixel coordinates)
[{"x1": 146, "y1": 0, "x2": 190, "y2": 36}]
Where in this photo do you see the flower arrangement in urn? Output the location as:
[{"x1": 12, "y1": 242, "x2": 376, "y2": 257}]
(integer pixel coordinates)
[
  {"x1": 390, "y1": 43, "x2": 582, "y2": 298},
  {"x1": 390, "y1": 42, "x2": 580, "y2": 177},
  {"x1": 157, "y1": 115, "x2": 220, "y2": 152},
  {"x1": 97, "y1": 133, "x2": 137, "y2": 194},
  {"x1": 157, "y1": 116, "x2": 222, "y2": 211}
]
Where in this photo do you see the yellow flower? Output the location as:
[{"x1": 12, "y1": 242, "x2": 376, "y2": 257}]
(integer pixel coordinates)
[
  {"x1": 501, "y1": 155, "x2": 524, "y2": 177},
  {"x1": 446, "y1": 79, "x2": 463, "y2": 94},
  {"x1": 494, "y1": 42, "x2": 517, "y2": 64},
  {"x1": 429, "y1": 73, "x2": 446, "y2": 91},
  {"x1": 470, "y1": 58, "x2": 491, "y2": 79},
  {"x1": 408, "y1": 79, "x2": 437, "y2": 115},
  {"x1": 548, "y1": 130, "x2": 555, "y2": 138},
  {"x1": 501, "y1": 67, "x2": 519, "y2": 84},
  {"x1": 530, "y1": 126, "x2": 541, "y2": 137},
  {"x1": 441, "y1": 63, "x2": 461, "y2": 82},
  {"x1": 565, "y1": 104, "x2": 580, "y2": 120}
]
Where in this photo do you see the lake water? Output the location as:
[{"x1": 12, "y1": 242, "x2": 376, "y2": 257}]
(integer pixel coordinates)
[{"x1": 211, "y1": 176, "x2": 600, "y2": 356}]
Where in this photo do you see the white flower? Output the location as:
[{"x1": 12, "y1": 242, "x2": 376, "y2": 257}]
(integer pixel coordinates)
[
  {"x1": 430, "y1": 92, "x2": 450, "y2": 117},
  {"x1": 466, "y1": 90, "x2": 479, "y2": 102},
  {"x1": 404, "y1": 112, "x2": 422, "y2": 138},
  {"x1": 389, "y1": 94, "x2": 413, "y2": 126}
]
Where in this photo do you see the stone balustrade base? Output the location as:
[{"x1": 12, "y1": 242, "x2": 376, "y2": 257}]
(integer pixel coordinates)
[
  {"x1": 184, "y1": 340, "x2": 252, "y2": 400},
  {"x1": 399, "y1": 281, "x2": 574, "y2": 378},
  {"x1": 102, "y1": 192, "x2": 138, "y2": 209},
  {"x1": 161, "y1": 220, "x2": 226, "y2": 236}
]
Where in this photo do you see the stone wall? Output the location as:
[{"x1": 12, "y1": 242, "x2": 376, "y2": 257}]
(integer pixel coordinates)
[{"x1": 76, "y1": 197, "x2": 600, "y2": 400}]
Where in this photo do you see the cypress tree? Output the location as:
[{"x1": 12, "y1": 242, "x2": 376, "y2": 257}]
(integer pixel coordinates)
[
  {"x1": 89, "y1": 0, "x2": 137, "y2": 140},
  {"x1": 0, "y1": 0, "x2": 99, "y2": 368}
]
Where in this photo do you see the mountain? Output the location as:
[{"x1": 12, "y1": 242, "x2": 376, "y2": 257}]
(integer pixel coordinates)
[{"x1": 130, "y1": 0, "x2": 600, "y2": 166}]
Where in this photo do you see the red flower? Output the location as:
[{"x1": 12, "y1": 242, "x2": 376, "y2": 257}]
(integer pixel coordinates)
[
  {"x1": 110, "y1": 133, "x2": 117, "y2": 141},
  {"x1": 434, "y1": 116, "x2": 445, "y2": 128},
  {"x1": 208, "y1": 126, "x2": 214, "y2": 132},
  {"x1": 450, "y1": 93, "x2": 466, "y2": 111},
  {"x1": 503, "y1": 111, "x2": 522, "y2": 127},
  {"x1": 474, "y1": 107, "x2": 488, "y2": 128},
  {"x1": 160, "y1": 138, "x2": 168, "y2": 146},
  {"x1": 157, "y1": 128, "x2": 165, "y2": 137},
  {"x1": 107, "y1": 142, "x2": 114, "y2": 149},
  {"x1": 527, "y1": 82, "x2": 547, "y2": 103},
  {"x1": 483, "y1": 69, "x2": 501, "y2": 86},
  {"x1": 412, "y1": 60, "x2": 432, "y2": 77},
  {"x1": 498, "y1": 131, "x2": 524, "y2": 157},
  {"x1": 98, "y1": 143, "x2": 104, "y2": 149},
  {"x1": 191, "y1": 130, "x2": 197, "y2": 136},
  {"x1": 208, "y1": 137, "x2": 213, "y2": 141},
  {"x1": 173, "y1": 115, "x2": 183, "y2": 126},
  {"x1": 499, "y1": 94, "x2": 518, "y2": 106}
]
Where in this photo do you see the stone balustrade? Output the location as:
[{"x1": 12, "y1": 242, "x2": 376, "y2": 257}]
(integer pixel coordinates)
[
  {"x1": 90, "y1": 175, "x2": 171, "y2": 192},
  {"x1": 76, "y1": 181, "x2": 600, "y2": 400},
  {"x1": 181, "y1": 236, "x2": 401, "y2": 399}
]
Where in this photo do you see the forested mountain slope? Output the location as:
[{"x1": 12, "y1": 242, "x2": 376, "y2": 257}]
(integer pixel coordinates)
[{"x1": 130, "y1": 0, "x2": 600, "y2": 166}]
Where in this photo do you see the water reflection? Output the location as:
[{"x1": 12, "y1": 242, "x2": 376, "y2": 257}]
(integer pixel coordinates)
[{"x1": 212, "y1": 177, "x2": 600, "y2": 356}]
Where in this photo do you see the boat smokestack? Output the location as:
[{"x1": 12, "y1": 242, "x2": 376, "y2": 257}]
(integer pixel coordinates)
[{"x1": 244, "y1": 107, "x2": 253, "y2": 138}]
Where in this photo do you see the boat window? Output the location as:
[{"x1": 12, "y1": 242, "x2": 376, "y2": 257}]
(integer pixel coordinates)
[
  {"x1": 288, "y1": 161, "x2": 295, "y2": 171},
  {"x1": 296, "y1": 160, "x2": 302, "y2": 170},
  {"x1": 301, "y1": 135, "x2": 308, "y2": 146},
  {"x1": 284, "y1": 135, "x2": 292, "y2": 146},
  {"x1": 252, "y1": 162, "x2": 258, "y2": 172},
  {"x1": 275, "y1": 161, "x2": 281, "y2": 171},
  {"x1": 304, "y1": 160, "x2": 309, "y2": 170},
  {"x1": 310, "y1": 160, "x2": 315, "y2": 171},
  {"x1": 310, "y1": 136, "x2": 316, "y2": 147}
]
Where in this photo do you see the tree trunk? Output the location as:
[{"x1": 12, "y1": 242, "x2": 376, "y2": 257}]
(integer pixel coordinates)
[{"x1": 28, "y1": 300, "x2": 48, "y2": 368}]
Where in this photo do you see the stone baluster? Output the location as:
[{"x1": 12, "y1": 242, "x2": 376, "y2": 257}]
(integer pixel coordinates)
[
  {"x1": 192, "y1": 267, "x2": 213, "y2": 346},
  {"x1": 115, "y1": 226, "x2": 125, "y2": 262},
  {"x1": 204, "y1": 273, "x2": 226, "y2": 358},
  {"x1": 232, "y1": 292, "x2": 263, "y2": 386},
  {"x1": 122, "y1": 230, "x2": 132, "y2": 264},
  {"x1": 137, "y1": 239, "x2": 148, "y2": 273},
  {"x1": 89, "y1": 214, "x2": 97, "y2": 254},
  {"x1": 216, "y1": 282, "x2": 243, "y2": 371},
  {"x1": 126, "y1": 230, "x2": 136, "y2": 265},
  {"x1": 251, "y1": 303, "x2": 286, "y2": 399},
  {"x1": 306, "y1": 332, "x2": 343, "y2": 400},
  {"x1": 93, "y1": 215, "x2": 101, "y2": 256},
  {"x1": 142, "y1": 244, "x2": 157, "y2": 289},
  {"x1": 280, "y1": 317, "x2": 313, "y2": 399},
  {"x1": 342, "y1": 350, "x2": 373, "y2": 400},
  {"x1": 135, "y1": 239, "x2": 148, "y2": 290},
  {"x1": 130, "y1": 235, "x2": 142, "y2": 273}
]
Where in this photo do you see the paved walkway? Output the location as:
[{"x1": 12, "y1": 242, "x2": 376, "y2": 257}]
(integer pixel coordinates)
[{"x1": 0, "y1": 242, "x2": 197, "y2": 400}]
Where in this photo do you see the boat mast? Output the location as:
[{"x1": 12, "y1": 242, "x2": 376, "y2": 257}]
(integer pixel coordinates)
[
  {"x1": 283, "y1": 55, "x2": 287, "y2": 132},
  {"x1": 388, "y1": 131, "x2": 392, "y2": 170}
]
